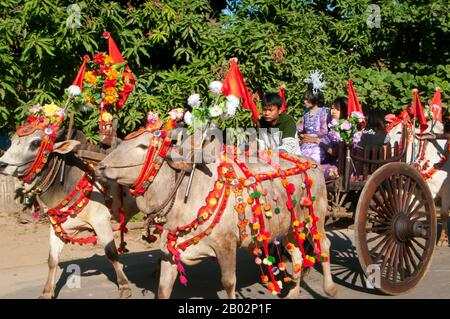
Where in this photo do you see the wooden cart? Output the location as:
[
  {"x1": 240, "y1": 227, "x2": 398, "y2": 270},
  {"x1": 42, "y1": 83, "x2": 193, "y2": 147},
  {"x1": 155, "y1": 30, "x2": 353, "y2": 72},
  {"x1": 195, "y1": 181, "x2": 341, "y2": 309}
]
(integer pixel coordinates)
[{"x1": 325, "y1": 126, "x2": 447, "y2": 295}]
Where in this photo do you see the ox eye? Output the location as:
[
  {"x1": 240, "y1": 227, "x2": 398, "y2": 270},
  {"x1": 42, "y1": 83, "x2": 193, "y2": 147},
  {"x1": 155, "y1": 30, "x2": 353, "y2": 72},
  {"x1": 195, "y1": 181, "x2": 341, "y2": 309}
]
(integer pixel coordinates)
[
  {"x1": 137, "y1": 144, "x2": 148, "y2": 150},
  {"x1": 30, "y1": 139, "x2": 42, "y2": 150}
]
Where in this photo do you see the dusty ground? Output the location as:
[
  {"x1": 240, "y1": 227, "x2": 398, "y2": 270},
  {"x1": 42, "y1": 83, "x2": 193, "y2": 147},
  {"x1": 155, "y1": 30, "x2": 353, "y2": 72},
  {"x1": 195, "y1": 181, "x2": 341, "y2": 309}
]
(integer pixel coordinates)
[{"x1": 1, "y1": 211, "x2": 450, "y2": 299}]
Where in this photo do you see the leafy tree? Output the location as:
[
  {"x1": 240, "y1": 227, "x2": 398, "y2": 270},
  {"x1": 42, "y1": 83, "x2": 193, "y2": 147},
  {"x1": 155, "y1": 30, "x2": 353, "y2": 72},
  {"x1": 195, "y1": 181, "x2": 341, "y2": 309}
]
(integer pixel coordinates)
[{"x1": 0, "y1": 0, "x2": 448, "y2": 140}]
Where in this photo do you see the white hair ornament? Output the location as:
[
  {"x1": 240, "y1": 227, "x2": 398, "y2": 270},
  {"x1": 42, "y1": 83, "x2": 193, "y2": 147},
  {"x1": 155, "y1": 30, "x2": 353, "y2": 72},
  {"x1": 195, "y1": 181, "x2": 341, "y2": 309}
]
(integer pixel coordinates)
[{"x1": 304, "y1": 70, "x2": 325, "y2": 94}]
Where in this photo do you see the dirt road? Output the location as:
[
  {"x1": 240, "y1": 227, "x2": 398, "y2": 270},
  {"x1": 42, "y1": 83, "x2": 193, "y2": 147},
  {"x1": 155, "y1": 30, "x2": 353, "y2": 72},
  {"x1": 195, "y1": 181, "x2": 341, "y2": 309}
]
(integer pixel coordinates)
[{"x1": 0, "y1": 212, "x2": 449, "y2": 299}]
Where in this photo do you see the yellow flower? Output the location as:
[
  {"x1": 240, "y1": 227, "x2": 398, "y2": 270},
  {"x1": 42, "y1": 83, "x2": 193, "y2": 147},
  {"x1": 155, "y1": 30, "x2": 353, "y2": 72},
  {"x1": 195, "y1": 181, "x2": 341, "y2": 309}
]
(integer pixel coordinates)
[
  {"x1": 84, "y1": 93, "x2": 94, "y2": 104},
  {"x1": 101, "y1": 112, "x2": 113, "y2": 122},
  {"x1": 84, "y1": 71, "x2": 98, "y2": 85},
  {"x1": 42, "y1": 102, "x2": 60, "y2": 117},
  {"x1": 104, "y1": 94, "x2": 118, "y2": 105},
  {"x1": 104, "y1": 87, "x2": 118, "y2": 96},
  {"x1": 104, "y1": 55, "x2": 114, "y2": 65},
  {"x1": 106, "y1": 68, "x2": 119, "y2": 80}
]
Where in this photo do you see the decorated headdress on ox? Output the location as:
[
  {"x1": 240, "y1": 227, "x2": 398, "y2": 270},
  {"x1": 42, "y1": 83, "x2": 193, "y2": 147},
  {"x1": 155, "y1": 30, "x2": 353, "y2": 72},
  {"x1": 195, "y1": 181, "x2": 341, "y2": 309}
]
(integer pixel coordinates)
[
  {"x1": 17, "y1": 103, "x2": 65, "y2": 138},
  {"x1": 123, "y1": 109, "x2": 181, "y2": 141},
  {"x1": 15, "y1": 103, "x2": 68, "y2": 183},
  {"x1": 70, "y1": 31, "x2": 135, "y2": 144}
]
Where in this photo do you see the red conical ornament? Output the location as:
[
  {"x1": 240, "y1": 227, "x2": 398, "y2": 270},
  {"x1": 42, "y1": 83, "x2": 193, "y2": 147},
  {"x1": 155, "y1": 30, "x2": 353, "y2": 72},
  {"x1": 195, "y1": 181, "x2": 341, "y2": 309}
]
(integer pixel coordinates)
[
  {"x1": 102, "y1": 31, "x2": 135, "y2": 110},
  {"x1": 347, "y1": 79, "x2": 363, "y2": 118},
  {"x1": 429, "y1": 87, "x2": 442, "y2": 123},
  {"x1": 279, "y1": 85, "x2": 286, "y2": 113},
  {"x1": 103, "y1": 31, "x2": 124, "y2": 64},
  {"x1": 412, "y1": 89, "x2": 428, "y2": 132}
]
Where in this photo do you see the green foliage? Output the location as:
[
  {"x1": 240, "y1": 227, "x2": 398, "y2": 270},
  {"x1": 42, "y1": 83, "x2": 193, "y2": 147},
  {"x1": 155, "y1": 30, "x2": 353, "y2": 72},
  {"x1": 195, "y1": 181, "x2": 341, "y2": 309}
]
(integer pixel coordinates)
[{"x1": 0, "y1": 0, "x2": 448, "y2": 139}]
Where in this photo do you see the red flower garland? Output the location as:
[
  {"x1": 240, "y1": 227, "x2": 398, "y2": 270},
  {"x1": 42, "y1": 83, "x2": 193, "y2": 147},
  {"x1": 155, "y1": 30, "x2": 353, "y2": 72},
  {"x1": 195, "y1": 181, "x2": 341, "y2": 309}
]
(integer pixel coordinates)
[
  {"x1": 165, "y1": 146, "x2": 326, "y2": 294},
  {"x1": 47, "y1": 164, "x2": 98, "y2": 245}
]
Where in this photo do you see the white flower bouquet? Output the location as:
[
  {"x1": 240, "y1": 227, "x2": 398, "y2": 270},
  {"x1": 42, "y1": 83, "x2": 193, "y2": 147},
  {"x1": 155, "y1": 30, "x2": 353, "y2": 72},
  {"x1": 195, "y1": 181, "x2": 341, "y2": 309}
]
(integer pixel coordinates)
[{"x1": 184, "y1": 81, "x2": 240, "y2": 132}]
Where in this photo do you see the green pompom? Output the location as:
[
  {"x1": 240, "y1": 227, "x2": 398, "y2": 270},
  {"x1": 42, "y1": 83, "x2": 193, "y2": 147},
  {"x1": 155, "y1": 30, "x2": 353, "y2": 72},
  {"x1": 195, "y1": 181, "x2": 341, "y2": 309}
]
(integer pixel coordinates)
[
  {"x1": 312, "y1": 196, "x2": 316, "y2": 201},
  {"x1": 275, "y1": 207, "x2": 281, "y2": 214},
  {"x1": 268, "y1": 256, "x2": 276, "y2": 264},
  {"x1": 292, "y1": 199, "x2": 297, "y2": 206},
  {"x1": 251, "y1": 192, "x2": 262, "y2": 198}
]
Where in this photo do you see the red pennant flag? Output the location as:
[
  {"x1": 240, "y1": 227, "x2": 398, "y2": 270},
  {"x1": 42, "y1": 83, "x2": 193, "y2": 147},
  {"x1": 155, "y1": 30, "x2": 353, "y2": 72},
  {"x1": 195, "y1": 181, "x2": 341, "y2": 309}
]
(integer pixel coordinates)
[
  {"x1": 412, "y1": 89, "x2": 428, "y2": 131},
  {"x1": 279, "y1": 85, "x2": 286, "y2": 113},
  {"x1": 221, "y1": 58, "x2": 259, "y2": 124},
  {"x1": 429, "y1": 87, "x2": 442, "y2": 123},
  {"x1": 347, "y1": 79, "x2": 363, "y2": 118}
]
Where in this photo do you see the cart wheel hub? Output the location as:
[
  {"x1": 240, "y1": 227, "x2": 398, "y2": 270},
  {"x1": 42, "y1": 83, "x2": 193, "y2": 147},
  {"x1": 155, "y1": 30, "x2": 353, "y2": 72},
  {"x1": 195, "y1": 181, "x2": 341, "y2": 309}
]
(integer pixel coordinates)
[
  {"x1": 394, "y1": 214, "x2": 414, "y2": 242},
  {"x1": 394, "y1": 214, "x2": 427, "y2": 242}
]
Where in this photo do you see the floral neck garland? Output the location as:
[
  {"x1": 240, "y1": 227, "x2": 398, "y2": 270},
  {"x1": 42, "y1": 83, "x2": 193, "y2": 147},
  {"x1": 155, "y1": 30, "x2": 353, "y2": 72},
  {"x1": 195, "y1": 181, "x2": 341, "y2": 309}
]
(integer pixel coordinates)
[
  {"x1": 390, "y1": 111, "x2": 449, "y2": 180},
  {"x1": 47, "y1": 163, "x2": 97, "y2": 245},
  {"x1": 414, "y1": 139, "x2": 449, "y2": 180},
  {"x1": 166, "y1": 145, "x2": 327, "y2": 295}
]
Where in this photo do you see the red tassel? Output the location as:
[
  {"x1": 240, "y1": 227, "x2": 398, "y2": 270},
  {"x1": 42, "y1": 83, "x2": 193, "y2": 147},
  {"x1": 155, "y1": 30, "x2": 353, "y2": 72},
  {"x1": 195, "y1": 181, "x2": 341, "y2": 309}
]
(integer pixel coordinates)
[
  {"x1": 279, "y1": 85, "x2": 286, "y2": 113},
  {"x1": 179, "y1": 274, "x2": 188, "y2": 286}
]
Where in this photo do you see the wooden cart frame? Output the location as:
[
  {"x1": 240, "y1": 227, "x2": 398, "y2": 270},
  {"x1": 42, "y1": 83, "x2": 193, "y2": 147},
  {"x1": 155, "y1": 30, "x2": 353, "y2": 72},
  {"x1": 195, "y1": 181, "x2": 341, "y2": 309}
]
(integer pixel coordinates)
[{"x1": 325, "y1": 124, "x2": 449, "y2": 295}]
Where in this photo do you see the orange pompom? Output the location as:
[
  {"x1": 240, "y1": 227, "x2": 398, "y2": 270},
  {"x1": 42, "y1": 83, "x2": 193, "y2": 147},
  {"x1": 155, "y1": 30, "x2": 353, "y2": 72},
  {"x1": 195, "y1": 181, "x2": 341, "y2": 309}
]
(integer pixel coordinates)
[{"x1": 301, "y1": 197, "x2": 312, "y2": 206}]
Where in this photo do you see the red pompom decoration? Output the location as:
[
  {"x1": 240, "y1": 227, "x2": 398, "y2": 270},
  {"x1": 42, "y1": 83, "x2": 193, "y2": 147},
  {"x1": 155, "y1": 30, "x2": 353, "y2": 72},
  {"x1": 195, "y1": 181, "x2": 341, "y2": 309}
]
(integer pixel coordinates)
[{"x1": 286, "y1": 183, "x2": 295, "y2": 194}]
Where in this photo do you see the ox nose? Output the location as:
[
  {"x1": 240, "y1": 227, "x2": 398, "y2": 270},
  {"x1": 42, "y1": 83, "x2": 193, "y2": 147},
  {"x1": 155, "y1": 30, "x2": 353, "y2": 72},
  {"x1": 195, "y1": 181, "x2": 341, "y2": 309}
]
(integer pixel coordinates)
[{"x1": 0, "y1": 161, "x2": 7, "y2": 172}]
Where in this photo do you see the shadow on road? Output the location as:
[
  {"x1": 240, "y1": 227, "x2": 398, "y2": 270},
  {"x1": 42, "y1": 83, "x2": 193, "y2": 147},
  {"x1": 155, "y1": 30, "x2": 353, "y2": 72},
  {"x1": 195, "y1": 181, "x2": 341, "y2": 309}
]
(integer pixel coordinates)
[
  {"x1": 325, "y1": 230, "x2": 385, "y2": 296},
  {"x1": 54, "y1": 229, "x2": 388, "y2": 298},
  {"x1": 55, "y1": 249, "x2": 268, "y2": 299}
]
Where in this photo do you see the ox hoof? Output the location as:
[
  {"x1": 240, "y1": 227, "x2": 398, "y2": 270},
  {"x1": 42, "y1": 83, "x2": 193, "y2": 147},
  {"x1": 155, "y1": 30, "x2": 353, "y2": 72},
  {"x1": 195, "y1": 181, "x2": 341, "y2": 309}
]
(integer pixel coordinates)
[
  {"x1": 284, "y1": 290, "x2": 301, "y2": 299},
  {"x1": 324, "y1": 284, "x2": 338, "y2": 299},
  {"x1": 39, "y1": 292, "x2": 53, "y2": 299},
  {"x1": 437, "y1": 238, "x2": 449, "y2": 247},
  {"x1": 118, "y1": 287, "x2": 132, "y2": 299}
]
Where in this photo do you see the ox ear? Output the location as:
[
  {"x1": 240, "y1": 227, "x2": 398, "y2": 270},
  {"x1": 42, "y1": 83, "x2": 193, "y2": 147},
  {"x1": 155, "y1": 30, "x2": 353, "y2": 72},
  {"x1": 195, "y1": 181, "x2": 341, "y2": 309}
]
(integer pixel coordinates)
[{"x1": 52, "y1": 140, "x2": 81, "y2": 154}]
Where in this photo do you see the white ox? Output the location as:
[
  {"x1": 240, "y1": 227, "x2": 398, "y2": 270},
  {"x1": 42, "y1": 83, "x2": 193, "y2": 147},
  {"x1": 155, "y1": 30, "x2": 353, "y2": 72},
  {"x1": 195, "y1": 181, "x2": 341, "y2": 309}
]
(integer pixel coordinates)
[
  {"x1": 0, "y1": 129, "x2": 139, "y2": 298},
  {"x1": 388, "y1": 118, "x2": 450, "y2": 245},
  {"x1": 96, "y1": 129, "x2": 338, "y2": 299}
]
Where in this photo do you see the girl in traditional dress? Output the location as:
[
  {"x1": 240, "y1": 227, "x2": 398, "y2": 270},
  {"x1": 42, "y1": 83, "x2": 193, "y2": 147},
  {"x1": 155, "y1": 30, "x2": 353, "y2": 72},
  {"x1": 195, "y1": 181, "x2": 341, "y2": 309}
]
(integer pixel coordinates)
[
  {"x1": 302, "y1": 97, "x2": 348, "y2": 179},
  {"x1": 297, "y1": 71, "x2": 329, "y2": 163}
]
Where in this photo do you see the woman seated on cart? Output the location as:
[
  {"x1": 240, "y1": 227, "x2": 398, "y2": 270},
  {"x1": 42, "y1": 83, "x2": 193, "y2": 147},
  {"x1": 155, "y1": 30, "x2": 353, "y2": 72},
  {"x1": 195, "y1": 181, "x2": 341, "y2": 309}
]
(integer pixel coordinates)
[
  {"x1": 300, "y1": 97, "x2": 348, "y2": 180},
  {"x1": 357, "y1": 108, "x2": 390, "y2": 149}
]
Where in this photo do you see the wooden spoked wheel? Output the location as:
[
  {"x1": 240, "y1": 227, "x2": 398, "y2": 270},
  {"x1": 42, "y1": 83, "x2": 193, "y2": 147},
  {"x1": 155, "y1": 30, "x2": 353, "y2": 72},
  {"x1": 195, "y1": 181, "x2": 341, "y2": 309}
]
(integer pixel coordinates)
[{"x1": 355, "y1": 162, "x2": 436, "y2": 295}]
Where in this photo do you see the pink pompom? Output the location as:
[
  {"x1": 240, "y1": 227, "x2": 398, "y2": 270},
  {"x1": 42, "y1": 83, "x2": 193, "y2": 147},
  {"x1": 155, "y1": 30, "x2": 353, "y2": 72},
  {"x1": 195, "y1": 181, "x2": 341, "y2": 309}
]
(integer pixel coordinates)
[
  {"x1": 179, "y1": 275, "x2": 188, "y2": 286},
  {"x1": 177, "y1": 263, "x2": 185, "y2": 273}
]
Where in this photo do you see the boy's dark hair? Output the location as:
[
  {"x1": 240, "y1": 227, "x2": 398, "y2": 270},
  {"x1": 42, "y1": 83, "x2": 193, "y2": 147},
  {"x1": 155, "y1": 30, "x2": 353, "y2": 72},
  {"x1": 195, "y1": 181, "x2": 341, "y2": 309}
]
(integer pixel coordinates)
[
  {"x1": 366, "y1": 108, "x2": 386, "y2": 131},
  {"x1": 332, "y1": 97, "x2": 348, "y2": 119},
  {"x1": 262, "y1": 93, "x2": 283, "y2": 108},
  {"x1": 303, "y1": 84, "x2": 324, "y2": 107}
]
